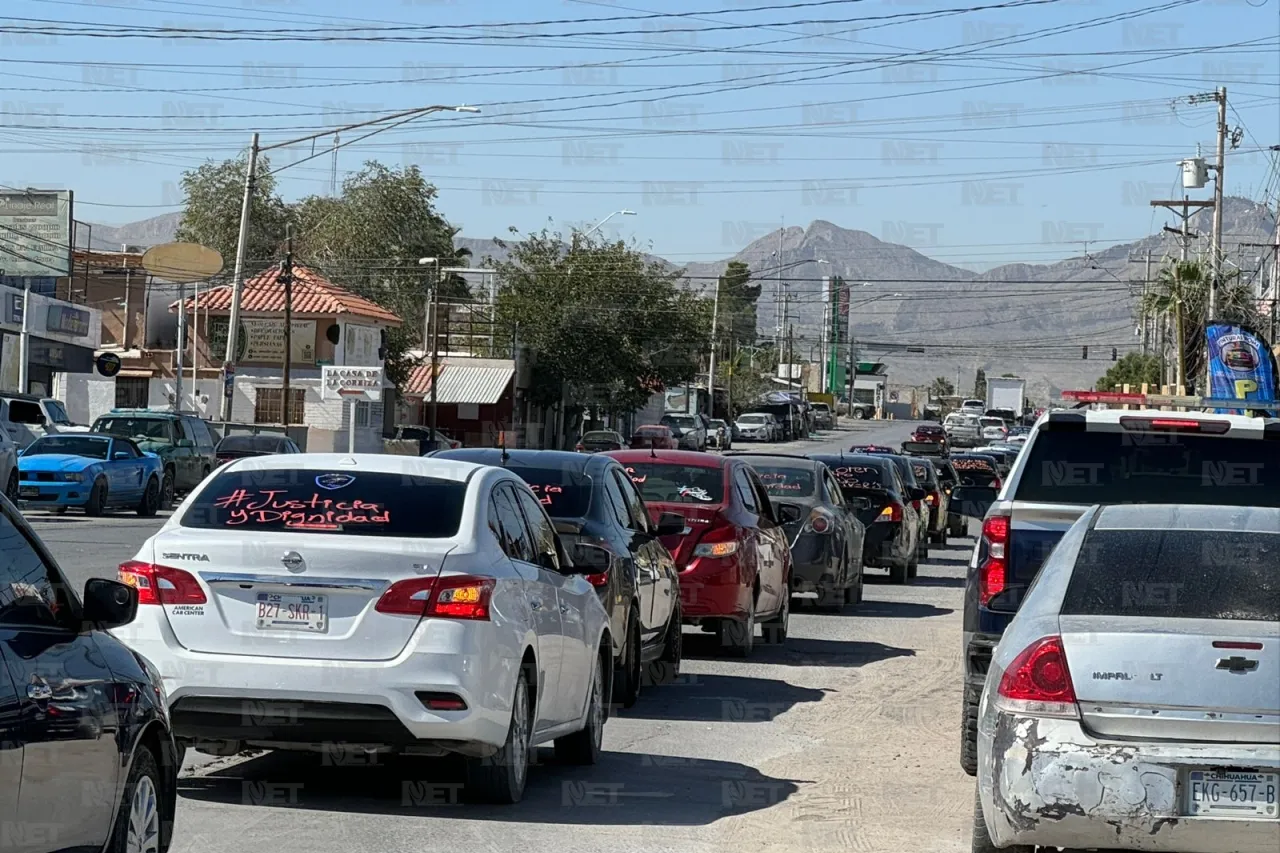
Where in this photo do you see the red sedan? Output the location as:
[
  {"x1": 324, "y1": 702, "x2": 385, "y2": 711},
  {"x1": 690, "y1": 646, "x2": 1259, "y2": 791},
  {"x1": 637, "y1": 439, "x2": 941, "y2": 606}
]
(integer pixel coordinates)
[
  {"x1": 909, "y1": 424, "x2": 948, "y2": 446},
  {"x1": 629, "y1": 425, "x2": 679, "y2": 450},
  {"x1": 605, "y1": 449, "x2": 791, "y2": 657}
]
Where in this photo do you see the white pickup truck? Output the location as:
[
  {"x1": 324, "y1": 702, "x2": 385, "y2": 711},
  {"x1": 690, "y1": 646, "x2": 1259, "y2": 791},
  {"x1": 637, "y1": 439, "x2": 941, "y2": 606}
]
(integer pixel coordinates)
[{"x1": 0, "y1": 393, "x2": 90, "y2": 449}]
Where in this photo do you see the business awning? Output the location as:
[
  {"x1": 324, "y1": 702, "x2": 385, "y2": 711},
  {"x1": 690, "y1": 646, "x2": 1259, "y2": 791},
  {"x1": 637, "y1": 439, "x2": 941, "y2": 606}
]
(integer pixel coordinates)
[{"x1": 408, "y1": 365, "x2": 514, "y2": 405}]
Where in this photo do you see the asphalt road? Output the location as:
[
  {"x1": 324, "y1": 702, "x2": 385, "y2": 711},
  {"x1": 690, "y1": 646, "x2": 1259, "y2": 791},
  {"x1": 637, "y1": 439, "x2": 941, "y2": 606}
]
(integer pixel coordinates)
[{"x1": 35, "y1": 419, "x2": 977, "y2": 853}]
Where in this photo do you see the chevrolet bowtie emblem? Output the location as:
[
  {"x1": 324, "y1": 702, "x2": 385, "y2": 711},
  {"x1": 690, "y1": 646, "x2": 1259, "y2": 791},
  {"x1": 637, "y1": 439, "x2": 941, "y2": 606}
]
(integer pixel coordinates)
[{"x1": 1216, "y1": 656, "x2": 1258, "y2": 674}]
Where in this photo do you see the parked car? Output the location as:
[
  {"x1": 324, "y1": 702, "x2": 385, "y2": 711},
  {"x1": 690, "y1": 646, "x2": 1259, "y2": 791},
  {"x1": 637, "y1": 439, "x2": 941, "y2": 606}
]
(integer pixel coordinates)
[
  {"x1": 951, "y1": 407, "x2": 1280, "y2": 778},
  {"x1": 811, "y1": 453, "x2": 920, "y2": 583},
  {"x1": 214, "y1": 433, "x2": 302, "y2": 466},
  {"x1": 810, "y1": 403, "x2": 833, "y2": 430},
  {"x1": 974, "y1": 503, "x2": 1280, "y2": 853},
  {"x1": 944, "y1": 412, "x2": 982, "y2": 448},
  {"x1": 977, "y1": 416, "x2": 1008, "y2": 443},
  {"x1": 0, "y1": 421, "x2": 16, "y2": 501},
  {"x1": 91, "y1": 409, "x2": 218, "y2": 507},
  {"x1": 908, "y1": 458, "x2": 950, "y2": 545},
  {"x1": 391, "y1": 425, "x2": 461, "y2": 453},
  {"x1": 707, "y1": 419, "x2": 733, "y2": 450},
  {"x1": 433, "y1": 449, "x2": 684, "y2": 707},
  {"x1": 730, "y1": 452, "x2": 865, "y2": 609},
  {"x1": 734, "y1": 412, "x2": 775, "y2": 442},
  {"x1": 748, "y1": 403, "x2": 802, "y2": 440},
  {"x1": 846, "y1": 400, "x2": 876, "y2": 420},
  {"x1": 629, "y1": 424, "x2": 678, "y2": 450},
  {"x1": 0, "y1": 492, "x2": 179, "y2": 853},
  {"x1": 606, "y1": 449, "x2": 791, "y2": 657},
  {"x1": 0, "y1": 392, "x2": 89, "y2": 450},
  {"x1": 17, "y1": 434, "x2": 164, "y2": 517},
  {"x1": 576, "y1": 430, "x2": 625, "y2": 453},
  {"x1": 659, "y1": 413, "x2": 708, "y2": 451},
  {"x1": 931, "y1": 458, "x2": 968, "y2": 539},
  {"x1": 112, "y1": 453, "x2": 613, "y2": 804}
]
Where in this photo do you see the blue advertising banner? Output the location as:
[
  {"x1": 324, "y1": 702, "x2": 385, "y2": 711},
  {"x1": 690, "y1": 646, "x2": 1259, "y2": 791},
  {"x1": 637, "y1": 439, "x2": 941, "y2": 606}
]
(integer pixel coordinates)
[{"x1": 1205, "y1": 323, "x2": 1279, "y2": 415}]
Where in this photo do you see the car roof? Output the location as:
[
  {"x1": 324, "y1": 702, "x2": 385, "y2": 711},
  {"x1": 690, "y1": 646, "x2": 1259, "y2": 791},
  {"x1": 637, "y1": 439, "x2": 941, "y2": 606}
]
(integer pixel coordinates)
[
  {"x1": 434, "y1": 447, "x2": 607, "y2": 473},
  {"x1": 1041, "y1": 407, "x2": 1279, "y2": 433},
  {"x1": 100, "y1": 409, "x2": 178, "y2": 419},
  {"x1": 729, "y1": 452, "x2": 820, "y2": 470},
  {"x1": 1095, "y1": 504, "x2": 1280, "y2": 534},
  {"x1": 606, "y1": 449, "x2": 729, "y2": 469},
  {"x1": 218, "y1": 452, "x2": 487, "y2": 482}
]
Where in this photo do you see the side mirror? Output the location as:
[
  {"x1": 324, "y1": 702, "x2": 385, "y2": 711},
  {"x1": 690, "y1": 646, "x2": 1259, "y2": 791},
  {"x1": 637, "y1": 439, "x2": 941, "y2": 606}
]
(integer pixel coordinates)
[
  {"x1": 176, "y1": 439, "x2": 195, "y2": 448},
  {"x1": 950, "y1": 486, "x2": 998, "y2": 519},
  {"x1": 654, "y1": 511, "x2": 685, "y2": 537},
  {"x1": 15, "y1": 448, "x2": 23, "y2": 457},
  {"x1": 113, "y1": 452, "x2": 131, "y2": 461},
  {"x1": 909, "y1": 487, "x2": 926, "y2": 502},
  {"x1": 776, "y1": 503, "x2": 804, "y2": 524},
  {"x1": 568, "y1": 541, "x2": 611, "y2": 573},
  {"x1": 82, "y1": 578, "x2": 138, "y2": 630}
]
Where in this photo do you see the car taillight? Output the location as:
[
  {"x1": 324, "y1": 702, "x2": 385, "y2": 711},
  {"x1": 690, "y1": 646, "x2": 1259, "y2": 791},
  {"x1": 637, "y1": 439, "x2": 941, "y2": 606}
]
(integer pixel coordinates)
[
  {"x1": 876, "y1": 502, "x2": 903, "y2": 523},
  {"x1": 996, "y1": 636, "x2": 1078, "y2": 718},
  {"x1": 978, "y1": 513, "x2": 1010, "y2": 606},
  {"x1": 585, "y1": 571, "x2": 610, "y2": 587},
  {"x1": 925, "y1": 492, "x2": 937, "y2": 506},
  {"x1": 991, "y1": 478, "x2": 1002, "y2": 491},
  {"x1": 1120, "y1": 416, "x2": 1229, "y2": 434},
  {"x1": 375, "y1": 575, "x2": 494, "y2": 620},
  {"x1": 693, "y1": 521, "x2": 739, "y2": 558},
  {"x1": 118, "y1": 561, "x2": 207, "y2": 606},
  {"x1": 575, "y1": 443, "x2": 585, "y2": 452},
  {"x1": 806, "y1": 509, "x2": 834, "y2": 534}
]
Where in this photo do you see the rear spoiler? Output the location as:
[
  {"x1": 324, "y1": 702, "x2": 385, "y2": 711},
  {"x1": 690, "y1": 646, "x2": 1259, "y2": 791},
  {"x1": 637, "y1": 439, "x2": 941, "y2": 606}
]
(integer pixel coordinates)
[
  {"x1": 1060, "y1": 390, "x2": 1279, "y2": 416},
  {"x1": 900, "y1": 441, "x2": 947, "y2": 457}
]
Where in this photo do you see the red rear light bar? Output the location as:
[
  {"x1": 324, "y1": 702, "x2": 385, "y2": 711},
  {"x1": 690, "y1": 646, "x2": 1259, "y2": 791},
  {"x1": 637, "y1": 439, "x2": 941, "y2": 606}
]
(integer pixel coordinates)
[{"x1": 1061, "y1": 390, "x2": 1280, "y2": 411}]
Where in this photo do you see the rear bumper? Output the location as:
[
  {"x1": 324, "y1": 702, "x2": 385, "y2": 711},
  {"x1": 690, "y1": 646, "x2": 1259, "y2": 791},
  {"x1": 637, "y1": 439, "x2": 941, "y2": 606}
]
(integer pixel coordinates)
[
  {"x1": 679, "y1": 559, "x2": 750, "y2": 620},
  {"x1": 789, "y1": 533, "x2": 838, "y2": 590},
  {"x1": 863, "y1": 523, "x2": 906, "y2": 566},
  {"x1": 112, "y1": 607, "x2": 517, "y2": 754},
  {"x1": 979, "y1": 712, "x2": 1280, "y2": 853}
]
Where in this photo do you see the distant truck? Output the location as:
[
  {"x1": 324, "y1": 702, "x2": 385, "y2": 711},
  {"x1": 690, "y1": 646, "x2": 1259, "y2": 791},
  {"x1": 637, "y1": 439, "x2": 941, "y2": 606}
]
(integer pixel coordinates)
[{"x1": 985, "y1": 377, "x2": 1025, "y2": 417}]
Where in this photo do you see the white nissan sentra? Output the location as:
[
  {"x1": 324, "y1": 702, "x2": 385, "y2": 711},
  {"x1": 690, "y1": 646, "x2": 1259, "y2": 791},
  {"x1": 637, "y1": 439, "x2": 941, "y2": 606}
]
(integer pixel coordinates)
[{"x1": 111, "y1": 453, "x2": 613, "y2": 804}]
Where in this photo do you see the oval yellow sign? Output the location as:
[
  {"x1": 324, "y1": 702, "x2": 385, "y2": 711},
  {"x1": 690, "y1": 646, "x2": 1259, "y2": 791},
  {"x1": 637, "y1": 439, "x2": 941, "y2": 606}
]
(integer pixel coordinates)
[{"x1": 141, "y1": 242, "x2": 224, "y2": 283}]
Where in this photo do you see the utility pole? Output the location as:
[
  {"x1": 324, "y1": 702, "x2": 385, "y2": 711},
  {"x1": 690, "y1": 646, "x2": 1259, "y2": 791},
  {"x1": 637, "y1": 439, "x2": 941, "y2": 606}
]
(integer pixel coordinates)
[
  {"x1": 786, "y1": 323, "x2": 795, "y2": 392},
  {"x1": 18, "y1": 282, "x2": 30, "y2": 394},
  {"x1": 707, "y1": 276, "x2": 720, "y2": 418},
  {"x1": 175, "y1": 280, "x2": 185, "y2": 412},
  {"x1": 774, "y1": 224, "x2": 783, "y2": 350},
  {"x1": 1208, "y1": 87, "x2": 1227, "y2": 327},
  {"x1": 280, "y1": 224, "x2": 294, "y2": 427},
  {"x1": 221, "y1": 132, "x2": 260, "y2": 422},
  {"x1": 725, "y1": 318, "x2": 734, "y2": 419},
  {"x1": 819, "y1": 290, "x2": 829, "y2": 394},
  {"x1": 428, "y1": 275, "x2": 440, "y2": 438}
]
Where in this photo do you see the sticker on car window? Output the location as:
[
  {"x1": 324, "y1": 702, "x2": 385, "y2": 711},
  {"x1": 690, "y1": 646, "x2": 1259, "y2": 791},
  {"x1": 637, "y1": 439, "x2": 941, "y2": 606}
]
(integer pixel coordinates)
[
  {"x1": 952, "y1": 459, "x2": 994, "y2": 471},
  {"x1": 678, "y1": 485, "x2": 713, "y2": 502},
  {"x1": 316, "y1": 473, "x2": 355, "y2": 491},
  {"x1": 624, "y1": 467, "x2": 647, "y2": 484},
  {"x1": 528, "y1": 484, "x2": 564, "y2": 506}
]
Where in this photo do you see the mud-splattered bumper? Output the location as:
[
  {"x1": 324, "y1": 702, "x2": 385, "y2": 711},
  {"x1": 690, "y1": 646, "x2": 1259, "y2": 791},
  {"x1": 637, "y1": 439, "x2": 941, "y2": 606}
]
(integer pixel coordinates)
[{"x1": 980, "y1": 713, "x2": 1280, "y2": 853}]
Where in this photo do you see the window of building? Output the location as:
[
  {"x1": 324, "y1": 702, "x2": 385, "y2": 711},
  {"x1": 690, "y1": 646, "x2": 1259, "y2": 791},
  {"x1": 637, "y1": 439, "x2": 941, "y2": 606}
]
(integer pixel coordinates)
[
  {"x1": 253, "y1": 388, "x2": 305, "y2": 424},
  {"x1": 355, "y1": 401, "x2": 371, "y2": 428},
  {"x1": 115, "y1": 377, "x2": 149, "y2": 409}
]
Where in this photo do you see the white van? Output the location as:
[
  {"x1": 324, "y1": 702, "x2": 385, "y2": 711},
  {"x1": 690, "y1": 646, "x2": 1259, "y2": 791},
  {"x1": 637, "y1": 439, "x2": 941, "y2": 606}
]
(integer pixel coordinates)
[{"x1": 0, "y1": 393, "x2": 90, "y2": 450}]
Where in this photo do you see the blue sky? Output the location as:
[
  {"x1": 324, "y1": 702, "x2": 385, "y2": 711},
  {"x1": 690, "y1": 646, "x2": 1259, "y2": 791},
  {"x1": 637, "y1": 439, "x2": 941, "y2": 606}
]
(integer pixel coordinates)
[{"x1": 1, "y1": 0, "x2": 1277, "y2": 269}]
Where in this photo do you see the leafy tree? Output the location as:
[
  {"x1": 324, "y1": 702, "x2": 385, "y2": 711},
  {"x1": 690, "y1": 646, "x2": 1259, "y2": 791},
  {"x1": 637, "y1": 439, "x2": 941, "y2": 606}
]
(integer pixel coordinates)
[
  {"x1": 493, "y1": 229, "x2": 711, "y2": 429},
  {"x1": 715, "y1": 260, "x2": 761, "y2": 348},
  {"x1": 929, "y1": 376, "x2": 954, "y2": 398},
  {"x1": 1097, "y1": 353, "x2": 1161, "y2": 392},
  {"x1": 175, "y1": 154, "x2": 292, "y2": 270},
  {"x1": 974, "y1": 368, "x2": 987, "y2": 400}
]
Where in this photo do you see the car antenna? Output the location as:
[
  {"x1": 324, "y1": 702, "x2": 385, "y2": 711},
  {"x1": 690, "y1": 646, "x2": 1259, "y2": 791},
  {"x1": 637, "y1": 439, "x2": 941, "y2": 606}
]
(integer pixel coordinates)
[
  {"x1": 497, "y1": 430, "x2": 510, "y2": 466},
  {"x1": 649, "y1": 443, "x2": 657, "y2": 459}
]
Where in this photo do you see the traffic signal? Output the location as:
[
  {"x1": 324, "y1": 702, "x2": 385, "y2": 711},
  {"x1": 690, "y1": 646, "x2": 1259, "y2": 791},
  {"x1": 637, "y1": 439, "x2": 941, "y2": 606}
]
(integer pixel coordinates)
[
  {"x1": 1082, "y1": 346, "x2": 1088, "y2": 359},
  {"x1": 1111, "y1": 347, "x2": 1118, "y2": 361}
]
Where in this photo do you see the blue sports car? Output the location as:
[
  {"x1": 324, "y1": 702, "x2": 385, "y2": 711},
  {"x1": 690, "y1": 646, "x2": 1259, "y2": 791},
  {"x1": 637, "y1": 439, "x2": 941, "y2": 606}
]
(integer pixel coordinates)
[{"x1": 17, "y1": 434, "x2": 165, "y2": 516}]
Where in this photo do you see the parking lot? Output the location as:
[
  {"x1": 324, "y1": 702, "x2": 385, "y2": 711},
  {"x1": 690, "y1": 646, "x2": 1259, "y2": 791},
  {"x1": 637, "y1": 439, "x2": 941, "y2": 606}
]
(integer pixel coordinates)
[{"x1": 31, "y1": 420, "x2": 977, "y2": 853}]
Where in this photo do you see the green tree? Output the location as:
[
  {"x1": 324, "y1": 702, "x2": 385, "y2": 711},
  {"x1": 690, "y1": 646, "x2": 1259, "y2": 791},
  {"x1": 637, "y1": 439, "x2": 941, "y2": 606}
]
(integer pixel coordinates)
[
  {"x1": 715, "y1": 260, "x2": 761, "y2": 348},
  {"x1": 1097, "y1": 353, "x2": 1161, "y2": 392},
  {"x1": 974, "y1": 368, "x2": 987, "y2": 400},
  {"x1": 175, "y1": 153, "x2": 292, "y2": 269},
  {"x1": 494, "y1": 229, "x2": 711, "y2": 423},
  {"x1": 929, "y1": 376, "x2": 954, "y2": 398}
]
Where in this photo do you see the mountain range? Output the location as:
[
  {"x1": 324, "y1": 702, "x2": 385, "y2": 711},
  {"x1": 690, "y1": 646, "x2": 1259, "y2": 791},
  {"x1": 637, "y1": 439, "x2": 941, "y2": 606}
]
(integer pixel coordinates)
[{"x1": 86, "y1": 198, "x2": 1277, "y2": 403}]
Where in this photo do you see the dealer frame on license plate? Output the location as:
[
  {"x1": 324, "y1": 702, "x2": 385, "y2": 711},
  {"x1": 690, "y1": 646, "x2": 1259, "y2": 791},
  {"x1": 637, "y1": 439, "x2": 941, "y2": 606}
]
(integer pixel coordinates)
[
  {"x1": 255, "y1": 592, "x2": 328, "y2": 633},
  {"x1": 18, "y1": 486, "x2": 40, "y2": 498},
  {"x1": 1185, "y1": 770, "x2": 1279, "y2": 818}
]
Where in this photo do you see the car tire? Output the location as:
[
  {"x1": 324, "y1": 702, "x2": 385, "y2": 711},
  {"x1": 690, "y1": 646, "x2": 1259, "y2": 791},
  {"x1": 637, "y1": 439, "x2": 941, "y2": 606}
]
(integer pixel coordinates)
[
  {"x1": 717, "y1": 598, "x2": 755, "y2": 658},
  {"x1": 761, "y1": 588, "x2": 789, "y2": 644},
  {"x1": 105, "y1": 744, "x2": 169, "y2": 853},
  {"x1": 555, "y1": 648, "x2": 607, "y2": 766},
  {"x1": 908, "y1": 553, "x2": 919, "y2": 579},
  {"x1": 646, "y1": 603, "x2": 682, "y2": 686},
  {"x1": 889, "y1": 555, "x2": 909, "y2": 584},
  {"x1": 4, "y1": 468, "x2": 16, "y2": 503},
  {"x1": 611, "y1": 608, "x2": 642, "y2": 710},
  {"x1": 85, "y1": 477, "x2": 108, "y2": 517},
  {"x1": 849, "y1": 562, "x2": 864, "y2": 606},
  {"x1": 200, "y1": 465, "x2": 211, "y2": 481},
  {"x1": 465, "y1": 670, "x2": 531, "y2": 804},
  {"x1": 137, "y1": 476, "x2": 161, "y2": 517},
  {"x1": 971, "y1": 786, "x2": 1032, "y2": 853},
  {"x1": 160, "y1": 469, "x2": 176, "y2": 510},
  {"x1": 853, "y1": 408, "x2": 866, "y2": 420},
  {"x1": 815, "y1": 584, "x2": 843, "y2": 613},
  {"x1": 960, "y1": 693, "x2": 979, "y2": 776}
]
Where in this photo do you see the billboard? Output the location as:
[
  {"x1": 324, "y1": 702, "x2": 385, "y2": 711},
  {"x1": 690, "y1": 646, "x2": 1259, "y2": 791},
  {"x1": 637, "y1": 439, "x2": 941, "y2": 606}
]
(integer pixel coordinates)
[
  {"x1": 0, "y1": 191, "x2": 73, "y2": 278},
  {"x1": 208, "y1": 317, "x2": 316, "y2": 364},
  {"x1": 1205, "y1": 323, "x2": 1278, "y2": 415},
  {"x1": 826, "y1": 276, "x2": 849, "y2": 391}
]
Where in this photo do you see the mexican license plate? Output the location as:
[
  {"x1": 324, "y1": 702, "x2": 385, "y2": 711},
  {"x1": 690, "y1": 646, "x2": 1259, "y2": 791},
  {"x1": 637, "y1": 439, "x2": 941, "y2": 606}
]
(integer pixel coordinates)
[
  {"x1": 1185, "y1": 770, "x2": 1279, "y2": 818},
  {"x1": 255, "y1": 593, "x2": 328, "y2": 633},
  {"x1": 18, "y1": 486, "x2": 39, "y2": 498}
]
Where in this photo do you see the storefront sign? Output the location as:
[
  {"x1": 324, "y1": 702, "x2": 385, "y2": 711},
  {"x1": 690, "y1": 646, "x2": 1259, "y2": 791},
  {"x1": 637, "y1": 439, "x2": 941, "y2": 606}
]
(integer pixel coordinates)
[
  {"x1": 5, "y1": 293, "x2": 22, "y2": 325},
  {"x1": 208, "y1": 317, "x2": 316, "y2": 364},
  {"x1": 95, "y1": 352, "x2": 122, "y2": 377},
  {"x1": 322, "y1": 366, "x2": 383, "y2": 401},
  {"x1": 0, "y1": 191, "x2": 73, "y2": 277},
  {"x1": 46, "y1": 304, "x2": 91, "y2": 337}
]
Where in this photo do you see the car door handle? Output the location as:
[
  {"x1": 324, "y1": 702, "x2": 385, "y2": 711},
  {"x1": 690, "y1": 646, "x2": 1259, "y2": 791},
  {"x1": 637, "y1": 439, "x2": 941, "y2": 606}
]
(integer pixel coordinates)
[
  {"x1": 529, "y1": 598, "x2": 543, "y2": 611},
  {"x1": 27, "y1": 683, "x2": 51, "y2": 701},
  {"x1": 559, "y1": 603, "x2": 570, "y2": 614}
]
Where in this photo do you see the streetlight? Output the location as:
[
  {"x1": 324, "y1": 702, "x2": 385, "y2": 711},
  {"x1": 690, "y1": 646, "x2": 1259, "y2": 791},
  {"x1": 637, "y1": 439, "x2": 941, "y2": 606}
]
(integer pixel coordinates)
[
  {"x1": 581, "y1": 209, "x2": 636, "y2": 238},
  {"x1": 219, "y1": 104, "x2": 481, "y2": 420}
]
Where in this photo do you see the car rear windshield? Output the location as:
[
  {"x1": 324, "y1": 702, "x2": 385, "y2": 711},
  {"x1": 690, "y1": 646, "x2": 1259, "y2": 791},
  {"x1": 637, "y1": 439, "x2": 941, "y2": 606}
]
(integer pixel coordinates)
[
  {"x1": 910, "y1": 463, "x2": 938, "y2": 485},
  {"x1": 95, "y1": 416, "x2": 172, "y2": 441},
  {"x1": 180, "y1": 470, "x2": 466, "y2": 537},
  {"x1": 507, "y1": 467, "x2": 593, "y2": 517},
  {"x1": 748, "y1": 464, "x2": 816, "y2": 497},
  {"x1": 24, "y1": 436, "x2": 111, "y2": 459},
  {"x1": 824, "y1": 461, "x2": 887, "y2": 492},
  {"x1": 582, "y1": 432, "x2": 618, "y2": 443},
  {"x1": 1063, "y1": 529, "x2": 1279, "y2": 621},
  {"x1": 635, "y1": 426, "x2": 668, "y2": 436},
  {"x1": 620, "y1": 463, "x2": 723, "y2": 504},
  {"x1": 951, "y1": 456, "x2": 1000, "y2": 485},
  {"x1": 217, "y1": 434, "x2": 285, "y2": 453},
  {"x1": 1014, "y1": 430, "x2": 1280, "y2": 506}
]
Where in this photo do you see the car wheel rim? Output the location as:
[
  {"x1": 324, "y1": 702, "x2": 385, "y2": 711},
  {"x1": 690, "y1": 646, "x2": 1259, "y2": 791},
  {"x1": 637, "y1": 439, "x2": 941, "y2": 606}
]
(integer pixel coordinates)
[
  {"x1": 126, "y1": 774, "x2": 160, "y2": 853},
  {"x1": 510, "y1": 681, "x2": 529, "y2": 787},
  {"x1": 590, "y1": 659, "x2": 604, "y2": 751}
]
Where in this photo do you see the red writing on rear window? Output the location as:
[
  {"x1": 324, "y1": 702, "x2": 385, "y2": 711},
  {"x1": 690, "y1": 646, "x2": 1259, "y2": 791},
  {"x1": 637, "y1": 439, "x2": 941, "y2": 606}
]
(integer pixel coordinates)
[
  {"x1": 951, "y1": 459, "x2": 994, "y2": 471},
  {"x1": 213, "y1": 489, "x2": 389, "y2": 529},
  {"x1": 528, "y1": 484, "x2": 564, "y2": 506},
  {"x1": 624, "y1": 467, "x2": 647, "y2": 484}
]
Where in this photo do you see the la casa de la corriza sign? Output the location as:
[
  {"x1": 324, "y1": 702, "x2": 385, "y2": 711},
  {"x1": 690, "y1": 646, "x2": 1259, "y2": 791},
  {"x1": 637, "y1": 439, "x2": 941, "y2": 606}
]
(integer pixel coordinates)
[{"x1": 322, "y1": 366, "x2": 383, "y2": 400}]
